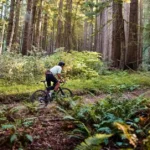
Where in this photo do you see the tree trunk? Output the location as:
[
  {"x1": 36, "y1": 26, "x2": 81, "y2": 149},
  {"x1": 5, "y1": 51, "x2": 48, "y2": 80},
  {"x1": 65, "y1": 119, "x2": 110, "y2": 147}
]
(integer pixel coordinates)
[
  {"x1": 42, "y1": 13, "x2": 48, "y2": 51},
  {"x1": 83, "y1": 20, "x2": 88, "y2": 50},
  {"x1": 35, "y1": 0, "x2": 43, "y2": 51},
  {"x1": 97, "y1": 12, "x2": 103, "y2": 53},
  {"x1": 101, "y1": 7, "x2": 108, "y2": 61},
  {"x1": 32, "y1": 0, "x2": 38, "y2": 47},
  {"x1": 50, "y1": 19, "x2": 55, "y2": 53},
  {"x1": 22, "y1": 0, "x2": 33, "y2": 55},
  {"x1": 138, "y1": 0, "x2": 143, "y2": 66},
  {"x1": 94, "y1": 0, "x2": 98, "y2": 52},
  {"x1": 55, "y1": 0, "x2": 64, "y2": 49},
  {"x1": 111, "y1": 1, "x2": 126, "y2": 69},
  {"x1": 0, "y1": 2, "x2": 4, "y2": 19},
  {"x1": 126, "y1": 0, "x2": 138, "y2": 70},
  {"x1": 119, "y1": 3, "x2": 126, "y2": 69},
  {"x1": 64, "y1": 0, "x2": 72, "y2": 52},
  {"x1": 89, "y1": 7, "x2": 94, "y2": 51},
  {"x1": 12, "y1": 0, "x2": 21, "y2": 52},
  {"x1": 6, "y1": 0, "x2": 15, "y2": 51},
  {"x1": 0, "y1": 23, "x2": 6, "y2": 54},
  {"x1": 72, "y1": 0, "x2": 80, "y2": 50},
  {"x1": 112, "y1": 0, "x2": 122, "y2": 67}
]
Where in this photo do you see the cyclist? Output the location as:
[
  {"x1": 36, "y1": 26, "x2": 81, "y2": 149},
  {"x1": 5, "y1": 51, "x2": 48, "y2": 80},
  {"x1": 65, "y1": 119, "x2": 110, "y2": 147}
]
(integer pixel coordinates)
[{"x1": 45, "y1": 61, "x2": 65, "y2": 96}]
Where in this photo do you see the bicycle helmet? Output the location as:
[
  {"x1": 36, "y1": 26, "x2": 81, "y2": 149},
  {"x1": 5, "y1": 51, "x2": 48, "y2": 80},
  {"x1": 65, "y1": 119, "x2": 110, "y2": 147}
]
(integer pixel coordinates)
[{"x1": 58, "y1": 61, "x2": 65, "y2": 66}]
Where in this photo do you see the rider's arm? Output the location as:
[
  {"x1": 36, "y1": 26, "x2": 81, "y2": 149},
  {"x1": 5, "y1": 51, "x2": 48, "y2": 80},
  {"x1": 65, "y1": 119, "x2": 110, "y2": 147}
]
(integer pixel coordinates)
[{"x1": 57, "y1": 74, "x2": 64, "y2": 82}]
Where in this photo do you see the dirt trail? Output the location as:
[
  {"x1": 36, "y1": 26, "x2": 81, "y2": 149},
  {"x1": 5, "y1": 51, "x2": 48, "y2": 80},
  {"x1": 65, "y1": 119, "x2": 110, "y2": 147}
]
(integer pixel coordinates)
[{"x1": 82, "y1": 88, "x2": 150, "y2": 104}]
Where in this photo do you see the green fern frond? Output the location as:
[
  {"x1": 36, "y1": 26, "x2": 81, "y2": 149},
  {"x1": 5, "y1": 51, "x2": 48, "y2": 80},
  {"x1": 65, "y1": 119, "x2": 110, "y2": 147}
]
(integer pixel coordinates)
[
  {"x1": 75, "y1": 134, "x2": 113, "y2": 150},
  {"x1": 114, "y1": 122, "x2": 138, "y2": 148}
]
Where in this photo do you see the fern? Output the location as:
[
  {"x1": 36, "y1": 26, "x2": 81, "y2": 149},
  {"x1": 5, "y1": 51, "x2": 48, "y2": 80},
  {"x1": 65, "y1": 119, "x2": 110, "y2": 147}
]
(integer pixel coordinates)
[
  {"x1": 75, "y1": 134, "x2": 112, "y2": 150},
  {"x1": 74, "y1": 122, "x2": 91, "y2": 137},
  {"x1": 114, "y1": 122, "x2": 138, "y2": 148}
]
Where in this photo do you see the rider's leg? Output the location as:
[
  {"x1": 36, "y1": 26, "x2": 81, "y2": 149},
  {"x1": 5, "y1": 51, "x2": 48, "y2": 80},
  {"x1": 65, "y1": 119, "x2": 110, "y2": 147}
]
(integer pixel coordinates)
[
  {"x1": 46, "y1": 74, "x2": 51, "y2": 87},
  {"x1": 46, "y1": 74, "x2": 58, "y2": 98},
  {"x1": 45, "y1": 74, "x2": 52, "y2": 102},
  {"x1": 54, "y1": 82, "x2": 60, "y2": 91},
  {"x1": 49, "y1": 82, "x2": 59, "y2": 98}
]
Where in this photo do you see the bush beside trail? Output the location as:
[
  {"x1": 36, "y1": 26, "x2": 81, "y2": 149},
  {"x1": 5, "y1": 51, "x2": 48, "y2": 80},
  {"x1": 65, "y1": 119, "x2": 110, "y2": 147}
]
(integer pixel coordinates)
[{"x1": 0, "y1": 51, "x2": 102, "y2": 84}]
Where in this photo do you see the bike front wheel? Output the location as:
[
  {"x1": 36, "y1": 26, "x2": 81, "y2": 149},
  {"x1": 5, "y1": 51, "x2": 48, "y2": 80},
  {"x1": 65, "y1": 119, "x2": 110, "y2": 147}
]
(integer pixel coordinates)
[{"x1": 57, "y1": 88, "x2": 73, "y2": 99}]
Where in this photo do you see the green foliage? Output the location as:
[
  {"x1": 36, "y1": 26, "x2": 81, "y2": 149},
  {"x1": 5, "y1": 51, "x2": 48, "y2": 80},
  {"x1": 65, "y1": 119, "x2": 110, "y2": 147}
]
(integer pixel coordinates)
[
  {"x1": 143, "y1": 131, "x2": 150, "y2": 149},
  {"x1": 0, "y1": 51, "x2": 102, "y2": 83},
  {"x1": 0, "y1": 119, "x2": 34, "y2": 147},
  {"x1": 49, "y1": 50, "x2": 102, "y2": 79},
  {"x1": 81, "y1": 0, "x2": 111, "y2": 19},
  {"x1": 23, "y1": 101, "x2": 38, "y2": 114},
  {"x1": 75, "y1": 134, "x2": 112, "y2": 150},
  {"x1": 0, "y1": 71, "x2": 150, "y2": 102},
  {"x1": 10, "y1": 134, "x2": 17, "y2": 143},
  {"x1": 73, "y1": 122, "x2": 91, "y2": 138},
  {"x1": 0, "y1": 106, "x2": 35, "y2": 148},
  {"x1": 66, "y1": 71, "x2": 150, "y2": 94},
  {"x1": 0, "y1": 51, "x2": 150, "y2": 98},
  {"x1": 61, "y1": 96, "x2": 150, "y2": 149},
  {"x1": 0, "y1": 52, "x2": 44, "y2": 83},
  {"x1": 2, "y1": 124, "x2": 16, "y2": 130},
  {"x1": 25, "y1": 134, "x2": 33, "y2": 142}
]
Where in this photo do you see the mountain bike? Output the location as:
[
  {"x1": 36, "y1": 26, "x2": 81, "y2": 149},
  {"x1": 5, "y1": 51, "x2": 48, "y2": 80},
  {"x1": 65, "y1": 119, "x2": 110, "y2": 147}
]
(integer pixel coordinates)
[{"x1": 30, "y1": 81, "x2": 73, "y2": 107}]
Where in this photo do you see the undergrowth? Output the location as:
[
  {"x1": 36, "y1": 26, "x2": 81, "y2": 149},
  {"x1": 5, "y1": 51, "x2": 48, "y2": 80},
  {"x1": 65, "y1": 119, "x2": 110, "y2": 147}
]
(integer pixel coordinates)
[
  {"x1": 57, "y1": 96, "x2": 150, "y2": 149},
  {"x1": 0, "y1": 51, "x2": 150, "y2": 98},
  {"x1": 0, "y1": 71, "x2": 150, "y2": 97},
  {"x1": 0, "y1": 51, "x2": 102, "y2": 84},
  {"x1": 0, "y1": 51, "x2": 150, "y2": 149}
]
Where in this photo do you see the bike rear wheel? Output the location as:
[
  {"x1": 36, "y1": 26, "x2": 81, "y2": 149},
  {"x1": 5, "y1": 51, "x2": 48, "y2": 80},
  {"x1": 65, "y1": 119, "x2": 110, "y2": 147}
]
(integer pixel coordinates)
[{"x1": 30, "y1": 90, "x2": 50, "y2": 106}]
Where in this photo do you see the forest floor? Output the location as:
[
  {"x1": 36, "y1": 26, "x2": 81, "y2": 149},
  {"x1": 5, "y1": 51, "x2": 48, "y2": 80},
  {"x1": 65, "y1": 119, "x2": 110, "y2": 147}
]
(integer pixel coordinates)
[{"x1": 0, "y1": 88, "x2": 150, "y2": 150}]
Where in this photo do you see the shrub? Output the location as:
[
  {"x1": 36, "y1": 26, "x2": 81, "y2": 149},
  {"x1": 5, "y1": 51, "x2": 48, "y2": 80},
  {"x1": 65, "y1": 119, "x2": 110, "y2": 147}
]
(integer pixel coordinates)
[
  {"x1": 0, "y1": 52, "x2": 44, "y2": 83},
  {"x1": 0, "y1": 51, "x2": 103, "y2": 84}
]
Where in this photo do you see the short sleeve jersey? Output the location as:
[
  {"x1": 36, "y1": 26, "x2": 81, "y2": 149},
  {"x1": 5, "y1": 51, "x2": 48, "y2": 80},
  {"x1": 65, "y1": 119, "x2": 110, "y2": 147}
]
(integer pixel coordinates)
[{"x1": 50, "y1": 65, "x2": 62, "y2": 76}]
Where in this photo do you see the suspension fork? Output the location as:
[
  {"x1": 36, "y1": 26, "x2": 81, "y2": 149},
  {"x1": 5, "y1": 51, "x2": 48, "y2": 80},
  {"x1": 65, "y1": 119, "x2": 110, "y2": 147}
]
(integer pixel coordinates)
[{"x1": 58, "y1": 87, "x2": 65, "y2": 95}]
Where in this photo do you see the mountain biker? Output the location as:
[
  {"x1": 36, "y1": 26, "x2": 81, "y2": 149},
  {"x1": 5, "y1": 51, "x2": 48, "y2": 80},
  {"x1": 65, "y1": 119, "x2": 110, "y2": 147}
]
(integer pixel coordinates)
[{"x1": 45, "y1": 61, "x2": 65, "y2": 95}]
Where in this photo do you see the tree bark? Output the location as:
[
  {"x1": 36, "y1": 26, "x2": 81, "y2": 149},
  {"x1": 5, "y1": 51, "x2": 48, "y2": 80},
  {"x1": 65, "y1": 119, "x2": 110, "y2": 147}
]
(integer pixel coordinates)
[
  {"x1": 6, "y1": 0, "x2": 15, "y2": 51},
  {"x1": 83, "y1": 20, "x2": 88, "y2": 51},
  {"x1": 119, "y1": 3, "x2": 126, "y2": 69},
  {"x1": 89, "y1": 6, "x2": 94, "y2": 51},
  {"x1": 138, "y1": 0, "x2": 143, "y2": 66},
  {"x1": 126, "y1": 0, "x2": 138, "y2": 70},
  {"x1": 112, "y1": 1, "x2": 122, "y2": 67},
  {"x1": 64, "y1": 0, "x2": 72, "y2": 52},
  {"x1": 0, "y1": 23, "x2": 6, "y2": 54},
  {"x1": 72, "y1": 0, "x2": 80, "y2": 50},
  {"x1": 42, "y1": 13, "x2": 48, "y2": 51},
  {"x1": 12, "y1": 0, "x2": 22, "y2": 52},
  {"x1": 111, "y1": 1, "x2": 126, "y2": 69},
  {"x1": 32, "y1": 0, "x2": 38, "y2": 47},
  {"x1": 94, "y1": 0, "x2": 98, "y2": 52},
  {"x1": 35, "y1": 0, "x2": 43, "y2": 50},
  {"x1": 22, "y1": 0, "x2": 33, "y2": 55},
  {"x1": 56, "y1": 0, "x2": 64, "y2": 49}
]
